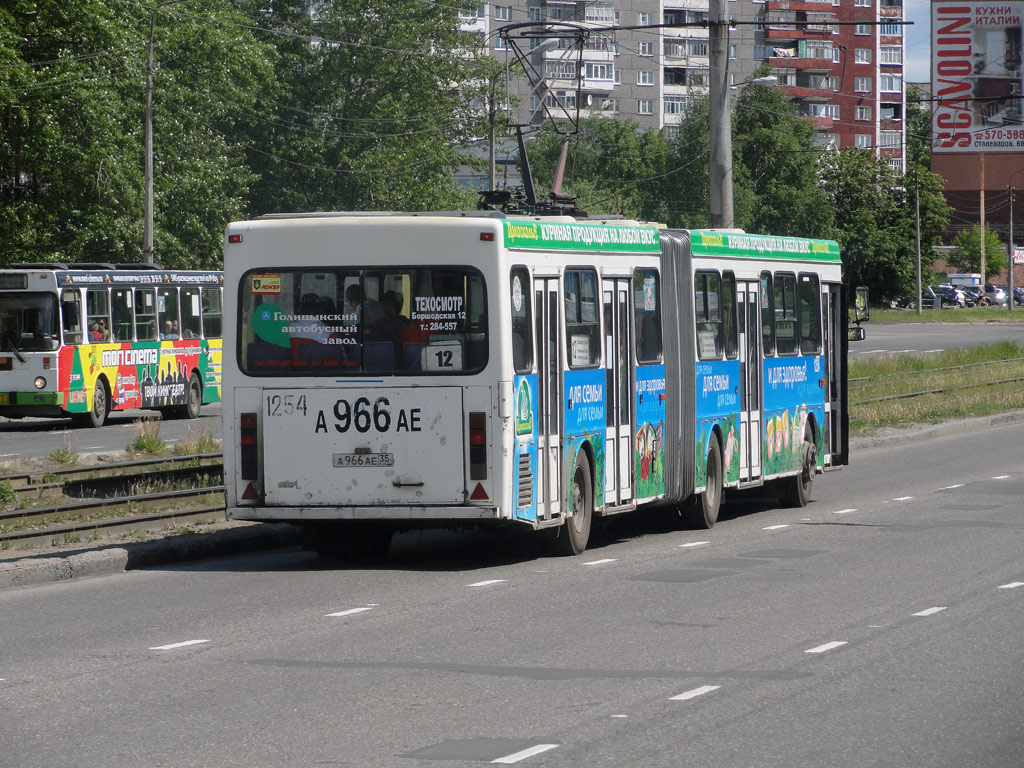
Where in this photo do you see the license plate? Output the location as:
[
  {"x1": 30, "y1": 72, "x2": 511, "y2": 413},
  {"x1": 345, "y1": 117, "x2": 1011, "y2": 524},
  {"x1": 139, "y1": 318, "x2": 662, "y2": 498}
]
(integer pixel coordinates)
[{"x1": 332, "y1": 452, "x2": 394, "y2": 468}]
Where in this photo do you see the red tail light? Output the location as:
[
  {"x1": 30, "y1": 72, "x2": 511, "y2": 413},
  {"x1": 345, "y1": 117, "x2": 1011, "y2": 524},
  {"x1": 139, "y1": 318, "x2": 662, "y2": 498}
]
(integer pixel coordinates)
[
  {"x1": 240, "y1": 411, "x2": 259, "y2": 480},
  {"x1": 469, "y1": 411, "x2": 487, "y2": 480}
]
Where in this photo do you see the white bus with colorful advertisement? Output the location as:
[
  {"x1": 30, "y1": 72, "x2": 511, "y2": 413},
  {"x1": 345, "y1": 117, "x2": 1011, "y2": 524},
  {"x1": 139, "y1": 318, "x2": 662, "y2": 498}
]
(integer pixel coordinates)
[
  {"x1": 222, "y1": 213, "x2": 849, "y2": 556},
  {"x1": 0, "y1": 264, "x2": 223, "y2": 426}
]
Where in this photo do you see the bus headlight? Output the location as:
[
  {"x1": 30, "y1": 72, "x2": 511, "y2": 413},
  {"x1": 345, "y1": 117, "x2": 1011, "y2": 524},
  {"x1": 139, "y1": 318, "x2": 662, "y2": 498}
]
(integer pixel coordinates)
[{"x1": 34, "y1": 376, "x2": 46, "y2": 389}]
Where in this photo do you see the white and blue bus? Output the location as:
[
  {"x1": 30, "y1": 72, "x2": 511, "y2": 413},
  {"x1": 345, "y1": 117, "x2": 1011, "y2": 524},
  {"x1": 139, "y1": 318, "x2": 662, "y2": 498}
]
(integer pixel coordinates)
[{"x1": 222, "y1": 213, "x2": 848, "y2": 556}]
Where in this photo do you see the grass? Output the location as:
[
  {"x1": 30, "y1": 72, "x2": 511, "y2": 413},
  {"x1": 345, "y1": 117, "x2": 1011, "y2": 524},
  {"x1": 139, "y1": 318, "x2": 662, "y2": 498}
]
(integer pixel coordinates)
[
  {"x1": 47, "y1": 437, "x2": 79, "y2": 467},
  {"x1": 849, "y1": 341, "x2": 1024, "y2": 434},
  {"x1": 171, "y1": 427, "x2": 221, "y2": 456},
  {"x1": 867, "y1": 305, "x2": 1024, "y2": 324},
  {"x1": 128, "y1": 418, "x2": 167, "y2": 457}
]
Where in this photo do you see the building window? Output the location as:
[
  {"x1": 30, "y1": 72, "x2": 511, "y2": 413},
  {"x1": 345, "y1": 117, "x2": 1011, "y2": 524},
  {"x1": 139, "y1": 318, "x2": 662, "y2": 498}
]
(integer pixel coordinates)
[
  {"x1": 855, "y1": 23, "x2": 870, "y2": 35},
  {"x1": 854, "y1": 0, "x2": 872, "y2": 5},
  {"x1": 494, "y1": 5, "x2": 510, "y2": 21},
  {"x1": 585, "y1": 62, "x2": 613, "y2": 82},
  {"x1": 639, "y1": 12, "x2": 653, "y2": 25},
  {"x1": 638, "y1": 41, "x2": 653, "y2": 56},
  {"x1": 854, "y1": 48, "x2": 871, "y2": 64},
  {"x1": 689, "y1": 39, "x2": 709, "y2": 56},
  {"x1": 856, "y1": 105, "x2": 872, "y2": 120},
  {"x1": 854, "y1": 76, "x2": 871, "y2": 92},
  {"x1": 638, "y1": 70, "x2": 654, "y2": 86},
  {"x1": 638, "y1": 99, "x2": 653, "y2": 115},
  {"x1": 880, "y1": 102, "x2": 902, "y2": 120},
  {"x1": 880, "y1": 130, "x2": 901, "y2": 148},
  {"x1": 880, "y1": 73, "x2": 901, "y2": 92},
  {"x1": 855, "y1": 134, "x2": 872, "y2": 149},
  {"x1": 664, "y1": 95, "x2": 689, "y2": 114},
  {"x1": 881, "y1": 45, "x2": 903, "y2": 64},
  {"x1": 880, "y1": 19, "x2": 902, "y2": 36},
  {"x1": 806, "y1": 103, "x2": 840, "y2": 119},
  {"x1": 528, "y1": 6, "x2": 541, "y2": 21}
]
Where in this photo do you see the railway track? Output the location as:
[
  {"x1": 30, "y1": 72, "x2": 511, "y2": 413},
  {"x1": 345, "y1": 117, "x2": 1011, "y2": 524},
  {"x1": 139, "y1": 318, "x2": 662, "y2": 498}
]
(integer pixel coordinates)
[{"x1": 0, "y1": 454, "x2": 226, "y2": 550}]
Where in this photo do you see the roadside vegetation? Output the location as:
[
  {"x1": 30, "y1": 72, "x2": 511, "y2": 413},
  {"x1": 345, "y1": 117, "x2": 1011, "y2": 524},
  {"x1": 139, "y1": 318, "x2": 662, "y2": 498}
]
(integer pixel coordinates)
[
  {"x1": 867, "y1": 306, "x2": 1024, "y2": 324},
  {"x1": 849, "y1": 342, "x2": 1024, "y2": 433}
]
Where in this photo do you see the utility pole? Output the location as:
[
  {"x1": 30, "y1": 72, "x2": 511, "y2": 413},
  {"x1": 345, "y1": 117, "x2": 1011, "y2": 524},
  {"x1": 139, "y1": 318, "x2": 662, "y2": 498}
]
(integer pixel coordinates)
[
  {"x1": 915, "y1": 170, "x2": 922, "y2": 316},
  {"x1": 144, "y1": 11, "x2": 157, "y2": 264},
  {"x1": 708, "y1": 0, "x2": 731, "y2": 228},
  {"x1": 1010, "y1": 184, "x2": 1015, "y2": 313},
  {"x1": 979, "y1": 154, "x2": 986, "y2": 284}
]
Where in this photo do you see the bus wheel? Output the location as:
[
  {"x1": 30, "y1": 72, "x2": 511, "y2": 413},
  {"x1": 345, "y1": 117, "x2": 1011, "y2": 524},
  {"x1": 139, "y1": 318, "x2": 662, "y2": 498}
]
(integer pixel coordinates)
[
  {"x1": 87, "y1": 378, "x2": 110, "y2": 428},
  {"x1": 782, "y1": 432, "x2": 816, "y2": 508},
  {"x1": 555, "y1": 454, "x2": 593, "y2": 556},
  {"x1": 683, "y1": 438, "x2": 721, "y2": 529},
  {"x1": 177, "y1": 374, "x2": 202, "y2": 420}
]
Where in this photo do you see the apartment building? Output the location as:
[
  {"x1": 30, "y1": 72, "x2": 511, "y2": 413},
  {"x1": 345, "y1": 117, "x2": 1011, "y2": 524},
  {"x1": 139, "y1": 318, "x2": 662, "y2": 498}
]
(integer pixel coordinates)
[{"x1": 464, "y1": 0, "x2": 904, "y2": 171}]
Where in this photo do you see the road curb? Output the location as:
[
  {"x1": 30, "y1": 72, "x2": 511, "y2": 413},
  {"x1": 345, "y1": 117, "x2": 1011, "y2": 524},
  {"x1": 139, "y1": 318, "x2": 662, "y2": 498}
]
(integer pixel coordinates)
[
  {"x1": 849, "y1": 409, "x2": 1024, "y2": 451},
  {"x1": 0, "y1": 522, "x2": 300, "y2": 592}
]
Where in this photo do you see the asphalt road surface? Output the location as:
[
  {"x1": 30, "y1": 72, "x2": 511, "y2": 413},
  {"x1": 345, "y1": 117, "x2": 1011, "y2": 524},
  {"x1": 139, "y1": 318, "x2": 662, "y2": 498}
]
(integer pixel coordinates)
[
  {"x1": 1, "y1": 422, "x2": 1020, "y2": 767},
  {"x1": 851, "y1": 321, "x2": 1024, "y2": 357}
]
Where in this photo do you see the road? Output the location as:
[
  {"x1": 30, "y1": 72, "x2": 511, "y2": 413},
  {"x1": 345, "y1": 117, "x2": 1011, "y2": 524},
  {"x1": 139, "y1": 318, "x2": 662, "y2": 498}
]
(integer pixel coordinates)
[
  {"x1": 851, "y1": 321, "x2": 1024, "y2": 357},
  {"x1": 0, "y1": 404, "x2": 222, "y2": 461},
  {"x1": 0, "y1": 422, "x2": 1020, "y2": 767}
]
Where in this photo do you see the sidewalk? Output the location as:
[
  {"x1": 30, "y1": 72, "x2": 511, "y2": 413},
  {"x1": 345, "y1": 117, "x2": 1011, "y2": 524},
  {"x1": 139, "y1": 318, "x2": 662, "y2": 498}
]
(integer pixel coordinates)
[{"x1": 3, "y1": 409, "x2": 1023, "y2": 592}]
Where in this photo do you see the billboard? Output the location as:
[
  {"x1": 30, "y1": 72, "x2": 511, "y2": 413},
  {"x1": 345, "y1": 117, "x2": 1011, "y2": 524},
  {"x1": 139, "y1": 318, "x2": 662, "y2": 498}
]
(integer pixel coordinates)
[{"x1": 932, "y1": 1, "x2": 1024, "y2": 153}]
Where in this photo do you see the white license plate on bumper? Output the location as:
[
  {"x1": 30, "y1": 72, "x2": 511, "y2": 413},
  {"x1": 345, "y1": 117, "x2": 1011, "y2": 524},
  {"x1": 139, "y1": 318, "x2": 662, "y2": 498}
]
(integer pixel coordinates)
[{"x1": 332, "y1": 452, "x2": 394, "y2": 468}]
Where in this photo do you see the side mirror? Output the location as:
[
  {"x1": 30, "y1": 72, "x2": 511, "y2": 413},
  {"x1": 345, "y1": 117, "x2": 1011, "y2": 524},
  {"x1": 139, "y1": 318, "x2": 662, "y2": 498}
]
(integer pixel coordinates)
[{"x1": 848, "y1": 326, "x2": 866, "y2": 342}]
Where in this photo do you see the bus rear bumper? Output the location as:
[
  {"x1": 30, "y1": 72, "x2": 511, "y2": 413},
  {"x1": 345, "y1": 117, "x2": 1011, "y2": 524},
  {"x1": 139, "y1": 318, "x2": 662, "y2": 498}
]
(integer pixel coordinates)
[{"x1": 226, "y1": 505, "x2": 502, "y2": 523}]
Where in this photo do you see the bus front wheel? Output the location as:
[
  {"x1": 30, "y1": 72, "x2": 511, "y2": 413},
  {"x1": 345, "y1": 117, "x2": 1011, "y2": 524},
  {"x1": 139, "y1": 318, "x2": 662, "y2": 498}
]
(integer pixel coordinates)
[
  {"x1": 554, "y1": 454, "x2": 593, "y2": 556},
  {"x1": 685, "y1": 438, "x2": 721, "y2": 529},
  {"x1": 782, "y1": 432, "x2": 816, "y2": 508}
]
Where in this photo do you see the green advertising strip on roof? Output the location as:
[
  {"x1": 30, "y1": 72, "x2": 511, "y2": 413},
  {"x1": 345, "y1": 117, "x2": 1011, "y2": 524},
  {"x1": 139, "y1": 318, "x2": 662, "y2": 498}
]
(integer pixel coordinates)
[
  {"x1": 502, "y1": 220, "x2": 662, "y2": 253},
  {"x1": 690, "y1": 230, "x2": 841, "y2": 262}
]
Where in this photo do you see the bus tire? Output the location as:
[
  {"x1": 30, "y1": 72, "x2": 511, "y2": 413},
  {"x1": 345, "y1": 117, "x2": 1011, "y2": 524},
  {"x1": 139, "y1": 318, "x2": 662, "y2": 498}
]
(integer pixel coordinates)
[
  {"x1": 782, "y1": 432, "x2": 816, "y2": 508},
  {"x1": 554, "y1": 453, "x2": 593, "y2": 556},
  {"x1": 86, "y1": 377, "x2": 110, "y2": 428},
  {"x1": 177, "y1": 373, "x2": 202, "y2": 420},
  {"x1": 684, "y1": 438, "x2": 722, "y2": 529}
]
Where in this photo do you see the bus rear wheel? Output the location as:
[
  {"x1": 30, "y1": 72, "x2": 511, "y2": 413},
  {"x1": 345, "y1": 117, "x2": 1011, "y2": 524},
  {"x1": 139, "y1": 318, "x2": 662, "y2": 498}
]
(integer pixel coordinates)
[
  {"x1": 781, "y1": 432, "x2": 816, "y2": 508},
  {"x1": 684, "y1": 438, "x2": 721, "y2": 529},
  {"x1": 553, "y1": 454, "x2": 592, "y2": 556},
  {"x1": 177, "y1": 373, "x2": 202, "y2": 420},
  {"x1": 84, "y1": 378, "x2": 110, "y2": 428}
]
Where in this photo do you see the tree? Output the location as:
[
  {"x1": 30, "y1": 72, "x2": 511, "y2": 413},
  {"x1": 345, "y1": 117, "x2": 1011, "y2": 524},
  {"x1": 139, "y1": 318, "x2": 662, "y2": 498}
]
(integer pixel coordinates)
[{"x1": 949, "y1": 224, "x2": 1007, "y2": 281}]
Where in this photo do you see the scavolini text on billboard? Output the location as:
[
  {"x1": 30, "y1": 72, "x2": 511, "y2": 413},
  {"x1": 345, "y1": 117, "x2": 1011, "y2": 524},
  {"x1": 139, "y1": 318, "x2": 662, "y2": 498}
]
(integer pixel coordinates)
[{"x1": 932, "y1": 1, "x2": 1024, "y2": 153}]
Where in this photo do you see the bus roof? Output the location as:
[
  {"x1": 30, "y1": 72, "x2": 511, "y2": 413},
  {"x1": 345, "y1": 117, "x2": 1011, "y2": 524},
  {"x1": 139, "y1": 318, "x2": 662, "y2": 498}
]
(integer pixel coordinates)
[{"x1": 0, "y1": 265, "x2": 222, "y2": 288}]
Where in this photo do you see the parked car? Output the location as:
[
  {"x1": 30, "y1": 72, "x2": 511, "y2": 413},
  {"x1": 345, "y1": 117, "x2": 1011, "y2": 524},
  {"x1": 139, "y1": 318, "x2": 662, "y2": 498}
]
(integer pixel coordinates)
[
  {"x1": 922, "y1": 285, "x2": 965, "y2": 308},
  {"x1": 985, "y1": 285, "x2": 1008, "y2": 306},
  {"x1": 962, "y1": 287, "x2": 985, "y2": 307},
  {"x1": 1013, "y1": 286, "x2": 1024, "y2": 306}
]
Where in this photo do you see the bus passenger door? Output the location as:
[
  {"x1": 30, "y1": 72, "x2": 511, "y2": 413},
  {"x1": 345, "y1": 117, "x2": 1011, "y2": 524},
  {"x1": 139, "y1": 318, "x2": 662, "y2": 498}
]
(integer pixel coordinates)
[
  {"x1": 823, "y1": 283, "x2": 843, "y2": 466},
  {"x1": 603, "y1": 279, "x2": 633, "y2": 506},
  {"x1": 535, "y1": 278, "x2": 562, "y2": 521},
  {"x1": 738, "y1": 281, "x2": 762, "y2": 482}
]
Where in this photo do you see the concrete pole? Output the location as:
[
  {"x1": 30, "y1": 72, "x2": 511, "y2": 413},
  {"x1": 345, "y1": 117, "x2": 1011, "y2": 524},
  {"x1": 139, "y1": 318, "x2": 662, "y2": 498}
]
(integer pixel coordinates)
[{"x1": 708, "y1": 0, "x2": 731, "y2": 228}]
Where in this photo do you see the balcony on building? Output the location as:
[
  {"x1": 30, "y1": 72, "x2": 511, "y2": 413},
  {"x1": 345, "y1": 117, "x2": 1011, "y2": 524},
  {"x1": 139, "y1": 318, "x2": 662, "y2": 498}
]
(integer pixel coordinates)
[{"x1": 764, "y1": 10, "x2": 835, "y2": 42}]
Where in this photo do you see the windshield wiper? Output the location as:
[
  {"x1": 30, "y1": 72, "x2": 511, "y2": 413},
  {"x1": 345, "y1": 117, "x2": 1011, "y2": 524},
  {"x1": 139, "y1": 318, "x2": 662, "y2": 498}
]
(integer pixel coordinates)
[{"x1": 1, "y1": 331, "x2": 26, "y2": 364}]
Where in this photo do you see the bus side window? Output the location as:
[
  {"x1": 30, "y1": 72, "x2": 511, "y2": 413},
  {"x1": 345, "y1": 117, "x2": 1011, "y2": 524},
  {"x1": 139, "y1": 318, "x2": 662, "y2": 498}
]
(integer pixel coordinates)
[
  {"x1": 112, "y1": 288, "x2": 134, "y2": 342},
  {"x1": 774, "y1": 273, "x2": 797, "y2": 355},
  {"x1": 87, "y1": 289, "x2": 111, "y2": 342},
  {"x1": 61, "y1": 290, "x2": 83, "y2": 345},
  {"x1": 633, "y1": 268, "x2": 662, "y2": 363},
  {"x1": 181, "y1": 287, "x2": 202, "y2": 339},
  {"x1": 202, "y1": 288, "x2": 222, "y2": 338},
  {"x1": 134, "y1": 288, "x2": 157, "y2": 341},
  {"x1": 564, "y1": 269, "x2": 600, "y2": 368},
  {"x1": 798, "y1": 273, "x2": 822, "y2": 355},
  {"x1": 158, "y1": 287, "x2": 180, "y2": 339},
  {"x1": 694, "y1": 271, "x2": 722, "y2": 360},
  {"x1": 722, "y1": 271, "x2": 738, "y2": 360},
  {"x1": 510, "y1": 267, "x2": 533, "y2": 374},
  {"x1": 760, "y1": 271, "x2": 775, "y2": 356}
]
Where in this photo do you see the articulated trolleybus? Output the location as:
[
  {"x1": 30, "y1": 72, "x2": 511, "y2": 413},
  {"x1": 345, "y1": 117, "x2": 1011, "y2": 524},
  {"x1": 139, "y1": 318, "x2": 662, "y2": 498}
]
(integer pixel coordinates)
[
  {"x1": 223, "y1": 213, "x2": 849, "y2": 556},
  {"x1": 0, "y1": 263, "x2": 223, "y2": 426}
]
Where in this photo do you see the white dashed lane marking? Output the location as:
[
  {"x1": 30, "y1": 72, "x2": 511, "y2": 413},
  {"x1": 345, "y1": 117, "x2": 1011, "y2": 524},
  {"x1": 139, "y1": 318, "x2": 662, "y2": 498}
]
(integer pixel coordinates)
[
  {"x1": 149, "y1": 639, "x2": 210, "y2": 651},
  {"x1": 583, "y1": 558, "x2": 617, "y2": 566},
  {"x1": 763, "y1": 524, "x2": 789, "y2": 530},
  {"x1": 912, "y1": 607, "x2": 947, "y2": 617},
  {"x1": 892, "y1": 496, "x2": 914, "y2": 502},
  {"x1": 998, "y1": 582, "x2": 1024, "y2": 589},
  {"x1": 940, "y1": 484, "x2": 965, "y2": 490},
  {"x1": 467, "y1": 579, "x2": 506, "y2": 588},
  {"x1": 326, "y1": 607, "x2": 374, "y2": 618},
  {"x1": 833, "y1": 508, "x2": 858, "y2": 515},
  {"x1": 805, "y1": 641, "x2": 848, "y2": 654},
  {"x1": 492, "y1": 744, "x2": 559, "y2": 764},
  {"x1": 992, "y1": 475, "x2": 1011, "y2": 480},
  {"x1": 678, "y1": 541, "x2": 709, "y2": 549},
  {"x1": 670, "y1": 685, "x2": 721, "y2": 701}
]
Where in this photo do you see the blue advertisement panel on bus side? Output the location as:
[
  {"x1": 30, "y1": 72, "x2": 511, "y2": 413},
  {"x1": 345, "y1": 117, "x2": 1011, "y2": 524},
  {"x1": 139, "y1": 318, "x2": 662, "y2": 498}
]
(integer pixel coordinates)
[
  {"x1": 635, "y1": 364, "x2": 666, "y2": 501},
  {"x1": 762, "y1": 355, "x2": 826, "y2": 476},
  {"x1": 563, "y1": 368, "x2": 605, "y2": 512},
  {"x1": 512, "y1": 373, "x2": 540, "y2": 521},
  {"x1": 695, "y1": 360, "x2": 742, "y2": 487}
]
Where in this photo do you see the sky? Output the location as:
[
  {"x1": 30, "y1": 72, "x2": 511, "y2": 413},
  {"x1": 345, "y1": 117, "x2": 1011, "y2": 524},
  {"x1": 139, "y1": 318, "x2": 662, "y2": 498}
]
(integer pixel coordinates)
[{"x1": 904, "y1": 0, "x2": 930, "y2": 83}]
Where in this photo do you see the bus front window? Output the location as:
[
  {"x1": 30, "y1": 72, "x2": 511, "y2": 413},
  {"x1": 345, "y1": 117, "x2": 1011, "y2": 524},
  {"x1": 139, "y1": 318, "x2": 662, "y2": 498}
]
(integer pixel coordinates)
[
  {"x1": 0, "y1": 292, "x2": 60, "y2": 352},
  {"x1": 239, "y1": 267, "x2": 487, "y2": 376}
]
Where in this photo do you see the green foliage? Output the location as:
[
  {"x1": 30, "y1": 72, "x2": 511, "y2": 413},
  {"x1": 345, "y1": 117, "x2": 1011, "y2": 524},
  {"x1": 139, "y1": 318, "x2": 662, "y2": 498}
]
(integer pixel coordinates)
[
  {"x1": 129, "y1": 418, "x2": 166, "y2": 456},
  {"x1": 0, "y1": 478, "x2": 15, "y2": 506},
  {"x1": 950, "y1": 224, "x2": 1008, "y2": 281}
]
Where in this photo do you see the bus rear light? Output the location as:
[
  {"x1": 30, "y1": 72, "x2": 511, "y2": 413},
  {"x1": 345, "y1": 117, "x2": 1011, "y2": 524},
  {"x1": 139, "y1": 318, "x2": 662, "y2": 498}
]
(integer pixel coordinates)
[
  {"x1": 469, "y1": 411, "x2": 487, "y2": 480},
  {"x1": 42, "y1": 357, "x2": 51, "y2": 369},
  {"x1": 240, "y1": 411, "x2": 259, "y2": 480},
  {"x1": 470, "y1": 483, "x2": 489, "y2": 501},
  {"x1": 480, "y1": 232, "x2": 495, "y2": 242},
  {"x1": 228, "y1": 234, "x2": 243, "y2": 244}
]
